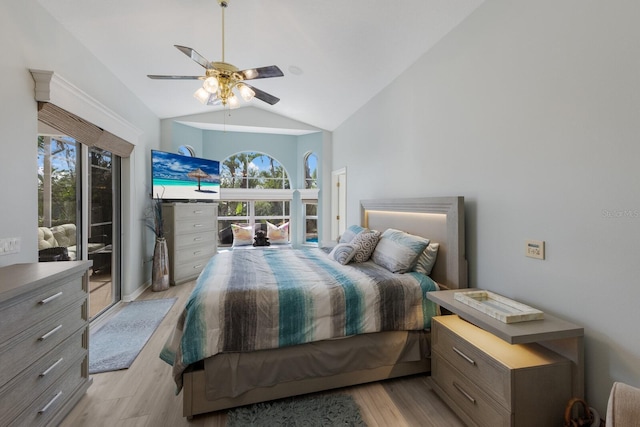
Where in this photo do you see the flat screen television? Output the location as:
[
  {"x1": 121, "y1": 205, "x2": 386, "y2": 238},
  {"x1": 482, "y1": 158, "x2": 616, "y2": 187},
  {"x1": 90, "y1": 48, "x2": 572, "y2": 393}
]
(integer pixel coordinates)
[{"x1": 151, "y1": 149, "x2": 220, "y2": 201}]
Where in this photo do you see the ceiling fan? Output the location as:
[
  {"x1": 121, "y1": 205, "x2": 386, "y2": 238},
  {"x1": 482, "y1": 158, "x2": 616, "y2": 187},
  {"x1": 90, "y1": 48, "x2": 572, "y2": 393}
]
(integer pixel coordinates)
[{"x1": 147, "y1": 0, "x2": 283, "y2": 108}]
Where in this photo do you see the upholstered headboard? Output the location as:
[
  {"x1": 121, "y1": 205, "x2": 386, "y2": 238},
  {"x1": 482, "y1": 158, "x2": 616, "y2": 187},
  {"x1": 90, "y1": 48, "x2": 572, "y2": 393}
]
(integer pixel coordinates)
[{"x1": 360, "y1": 197, "x2": 467, "y2": 290}]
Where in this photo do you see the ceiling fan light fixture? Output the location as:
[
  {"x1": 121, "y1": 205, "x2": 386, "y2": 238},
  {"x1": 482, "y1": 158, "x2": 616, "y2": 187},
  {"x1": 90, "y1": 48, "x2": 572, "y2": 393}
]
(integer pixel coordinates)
[
  {"x1": 203, "y1": 76, "x2": 219, "y2": 93},
  {"x1": 238, "y1": 84, "x2": 255, "y2": 101},
  {"x1": 194, "y1": 87, "x2": 212, "y2": 104},
  {"x1": 228, "y1": 93, "x2": 240, "y2": 109}
]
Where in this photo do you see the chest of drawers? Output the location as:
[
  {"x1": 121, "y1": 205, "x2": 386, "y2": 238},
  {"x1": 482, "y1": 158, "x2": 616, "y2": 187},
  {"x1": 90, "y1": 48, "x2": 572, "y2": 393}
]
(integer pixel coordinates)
[
  {"x1": 163, "y1": 202, "x2": 218, "y2": 285},
  {"x1": 431, "y1": 315, "x2": 572, "y2": 427},
  {"x1": 0, "y1": 261, "x2": 92, "y2": 427}
]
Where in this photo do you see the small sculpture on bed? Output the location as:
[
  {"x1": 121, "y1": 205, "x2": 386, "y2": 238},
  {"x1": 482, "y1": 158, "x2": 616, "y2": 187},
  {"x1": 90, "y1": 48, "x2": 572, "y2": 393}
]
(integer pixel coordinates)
[{"x1": 253, "y1": 229, "x2": 270, "y2": 247}]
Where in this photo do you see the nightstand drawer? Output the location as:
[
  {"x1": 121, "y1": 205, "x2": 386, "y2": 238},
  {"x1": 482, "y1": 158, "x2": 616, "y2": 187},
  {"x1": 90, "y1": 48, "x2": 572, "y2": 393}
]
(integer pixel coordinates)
[
  {"x1": 432, "y1": 354, "x2": 511, "y2": 427},
  {"x1": 433, "y1": 318, "x2": 510, "y2": 407},
  {"x1": 0, "y1": 276, "x2": 85, "y2": 344}
]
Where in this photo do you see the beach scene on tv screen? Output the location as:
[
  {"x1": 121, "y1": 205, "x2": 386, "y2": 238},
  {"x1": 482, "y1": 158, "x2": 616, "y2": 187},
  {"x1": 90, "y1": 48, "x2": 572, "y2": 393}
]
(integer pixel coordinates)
[{"x1": 152, "y1": 151, "x2": 220, "y2": 200}]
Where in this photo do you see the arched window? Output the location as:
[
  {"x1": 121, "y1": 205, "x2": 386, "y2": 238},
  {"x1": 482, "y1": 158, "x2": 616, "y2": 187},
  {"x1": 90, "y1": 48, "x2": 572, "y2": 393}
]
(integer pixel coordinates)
[
  {"x1": 304, "y1": 152, "x2": 318, "y2": 189},
  {"x1": 302, "y1": 152, "x2": 319, "y2": 245},
  {"x1": 177, "y1": 145, "x2": 195, "y2": 157},
  {"x1": 220, "y1": 152, "x2": 290, "y2": 189}
]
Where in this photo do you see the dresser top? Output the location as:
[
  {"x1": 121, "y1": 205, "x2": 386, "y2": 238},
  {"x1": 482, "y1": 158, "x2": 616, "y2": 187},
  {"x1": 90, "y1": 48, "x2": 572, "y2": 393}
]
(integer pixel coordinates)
[
  {"x1": 0, "y1": 261, "x2": 91, "y2": 303},
  {"x1": 428, "y1": 289, "x2": 583, "y2": 344}
]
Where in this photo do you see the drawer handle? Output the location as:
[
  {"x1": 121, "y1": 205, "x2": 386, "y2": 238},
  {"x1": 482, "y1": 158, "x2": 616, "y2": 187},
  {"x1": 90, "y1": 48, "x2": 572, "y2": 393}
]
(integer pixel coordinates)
[
  {"x1": 193, "y1": 264, "x2": 203, "y2": 269},
  {"x1": 38, "y1": 391, "x2": 63, "y2": 414},
  {"x1": 193, "y1": 224, "x2": 204, "y2": 228},
  {"x1": 39, "y1": 325, "x2": 63, "y2": 341},
  {"x1": 193, "y1": 210, "x2": 203, "y2": 214},
  {"x1": 193, "y1": 250, "x2": 202, "y2": 255},
  {"x1": 193, "y1": 237, "x2": 203, "y2": 242},
  {"x1": 453, "y1": 382, "x2": 476, "y2": 404},
  {"x1": 39, "y1": 292, "x2": 63, "y2": 305},
  {"x1": 40, "y1": 358, "x2": 64, "y2": 377},
  {"x1": 453, "y1": 346, "x2": 476, "y2": 365}
]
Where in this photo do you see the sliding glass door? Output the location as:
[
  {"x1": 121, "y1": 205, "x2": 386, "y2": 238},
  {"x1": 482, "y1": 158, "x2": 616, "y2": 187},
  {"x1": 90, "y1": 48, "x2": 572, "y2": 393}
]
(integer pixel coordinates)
[
  {"x1": 88, "y1": 147, "x2": 121, "y2": 318},
  {"x1": 38, "y1": 137, "x2": 121, "y2": 319}
]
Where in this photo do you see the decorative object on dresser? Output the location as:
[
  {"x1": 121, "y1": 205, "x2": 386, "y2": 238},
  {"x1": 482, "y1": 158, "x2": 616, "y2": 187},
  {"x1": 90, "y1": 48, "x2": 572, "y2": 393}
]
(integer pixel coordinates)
[
  {"x1": 453, "y1": 290, "x2": 544, "y2": 323},
  {"x1": 428, "y1": 289, "x2": 585, "y2": 427},
  {"x1": 162, "y1": 202, "x2": 218, "y2": 285},
  {"x1": 0, "y1": 261, "x2": 92, "y2": 426}
]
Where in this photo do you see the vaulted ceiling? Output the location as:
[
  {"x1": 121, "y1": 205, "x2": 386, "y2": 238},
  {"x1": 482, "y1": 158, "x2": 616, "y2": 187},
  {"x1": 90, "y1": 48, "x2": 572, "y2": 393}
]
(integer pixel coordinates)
[{"x1": 38, "y1": 0, "x2": 484, "y2": 131}]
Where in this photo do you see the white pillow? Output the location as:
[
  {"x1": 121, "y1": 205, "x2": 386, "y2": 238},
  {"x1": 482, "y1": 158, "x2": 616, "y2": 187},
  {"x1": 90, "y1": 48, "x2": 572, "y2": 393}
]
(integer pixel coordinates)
[
  {"x1": 413, "y1": 242, "x2": 440, "y2": 275},
  {"x1": 231, "y1": 224, "x2": 253, "y2": 247},
  {"x1": 267, "y1": 221, "x2": 289, "y2": 244}
]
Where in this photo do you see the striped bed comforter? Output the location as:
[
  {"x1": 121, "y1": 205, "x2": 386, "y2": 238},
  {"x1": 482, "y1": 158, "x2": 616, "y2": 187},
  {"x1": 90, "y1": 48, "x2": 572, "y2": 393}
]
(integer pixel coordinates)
[{"x1": 160, "y1": 247, "x2": 438, "y2": 390}]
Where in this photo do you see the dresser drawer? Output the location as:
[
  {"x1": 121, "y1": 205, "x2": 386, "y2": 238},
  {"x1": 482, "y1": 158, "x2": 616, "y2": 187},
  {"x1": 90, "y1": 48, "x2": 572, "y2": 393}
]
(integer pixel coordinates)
[
  {"x1": 433, "y1": 318, "x2": 511, "y2": 408},
  {"x1": 174, "y1": 230, "x2": 218, "y2": 250},
  {"x1": 174, "y1": 258, "x2": 210, "y2": 282},
  {"x1": 174, "y1": 217, "x2": 217, "y2": 235},
  {"x1": 10, "y1": 358, "x2": 86, "y2": 427},
  {"x1": 432, "y1": 354, "x2": 511, "y2": 427},
  {"x1": 0, "y1": 328, "x2": 87, "y2": 426},
  {"x1": 174, "y1": 242, "x2": 217, "y2": 265},
  {"x1": 172, "y1": 203, "x2": 217, "y2": 220},
  {"x1": 0, "y1": 299, "x2": 86, "y2": 387},
  {"x1": 0, "y1": 276, "x2": 85, "y2": 344}
]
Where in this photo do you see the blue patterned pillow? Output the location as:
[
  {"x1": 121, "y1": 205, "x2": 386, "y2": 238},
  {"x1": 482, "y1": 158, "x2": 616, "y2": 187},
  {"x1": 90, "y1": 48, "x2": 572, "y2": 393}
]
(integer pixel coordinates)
[
  {"x1": 339, "y1": 224, "x2": 366, "y2": 244},
  {"x1": 371, "y1": 229, "x2": 430, "y2": 273},
  {"x1": 328, "y1": 243, "x2": 358, "y2": 265},
  {"x1": 350, "y1": 230, "x2": 381, "y2": 263}
]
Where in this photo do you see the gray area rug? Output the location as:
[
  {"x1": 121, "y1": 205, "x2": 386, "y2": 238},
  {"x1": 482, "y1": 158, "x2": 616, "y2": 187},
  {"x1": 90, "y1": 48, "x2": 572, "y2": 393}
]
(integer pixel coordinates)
[
  {"x1": 89, "y1": 298, "x2": 177, "y2": 374},
  {"x1": 226, "y1": 394, "x2": 367, "y2": 427}
]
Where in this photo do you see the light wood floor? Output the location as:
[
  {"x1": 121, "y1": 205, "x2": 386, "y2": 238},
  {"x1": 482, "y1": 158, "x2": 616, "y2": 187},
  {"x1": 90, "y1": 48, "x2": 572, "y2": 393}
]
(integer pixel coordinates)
[{"x1": 62, "y1": 280, "x2": 465, "y2": 427}]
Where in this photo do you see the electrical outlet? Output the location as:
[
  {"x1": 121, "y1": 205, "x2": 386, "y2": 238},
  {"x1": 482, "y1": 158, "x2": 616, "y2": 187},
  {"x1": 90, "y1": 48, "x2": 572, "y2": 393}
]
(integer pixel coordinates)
[
  {"x1": 0, "y1": 237, "x2": 20, "y2": 255},
  {"x1": 525, "y1": 240, "x2": 545, "y2": 260}
]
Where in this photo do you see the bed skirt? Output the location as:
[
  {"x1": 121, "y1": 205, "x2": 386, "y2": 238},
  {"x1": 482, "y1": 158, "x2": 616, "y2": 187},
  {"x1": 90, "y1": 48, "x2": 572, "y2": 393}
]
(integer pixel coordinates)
[{"x1": 181, "y1": 330, "x2": 431, "y2": 418}]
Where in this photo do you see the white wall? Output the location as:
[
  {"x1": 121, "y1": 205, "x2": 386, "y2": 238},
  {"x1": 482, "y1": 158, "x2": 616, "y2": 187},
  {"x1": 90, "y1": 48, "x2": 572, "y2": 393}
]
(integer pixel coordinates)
[
  {"x1": 333, "y1": 0, "x2": 640, "y2": 414},
  {"x1": 0, "y1": 2, "x2": 160, "y2": 299}
]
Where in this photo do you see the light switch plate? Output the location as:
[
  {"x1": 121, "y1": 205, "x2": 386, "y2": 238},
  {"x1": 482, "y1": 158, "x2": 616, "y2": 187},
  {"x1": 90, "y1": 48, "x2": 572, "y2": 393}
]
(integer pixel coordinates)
[{"x1": 525, "y1": 240, "x2": 545, "y2": 260}]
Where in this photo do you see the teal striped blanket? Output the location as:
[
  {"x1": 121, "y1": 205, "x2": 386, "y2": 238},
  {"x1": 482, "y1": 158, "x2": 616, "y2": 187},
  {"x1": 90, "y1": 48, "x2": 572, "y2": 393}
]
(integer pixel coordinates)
[{"x1": 160, "y1": 247, "x2": 438, "y2": 390}]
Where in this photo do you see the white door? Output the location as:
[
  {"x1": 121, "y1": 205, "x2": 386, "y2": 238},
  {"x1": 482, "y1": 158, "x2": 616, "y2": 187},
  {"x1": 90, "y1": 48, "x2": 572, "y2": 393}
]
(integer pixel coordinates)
[{"x1": 331, "y1": 168, "x2": 347, "y2": 241}]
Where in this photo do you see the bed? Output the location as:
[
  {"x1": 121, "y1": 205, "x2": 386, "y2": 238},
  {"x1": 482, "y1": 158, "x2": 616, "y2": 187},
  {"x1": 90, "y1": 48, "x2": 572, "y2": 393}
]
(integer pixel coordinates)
[{"x1": 161, "y1": 196, "x2": 467, "y2": 418}]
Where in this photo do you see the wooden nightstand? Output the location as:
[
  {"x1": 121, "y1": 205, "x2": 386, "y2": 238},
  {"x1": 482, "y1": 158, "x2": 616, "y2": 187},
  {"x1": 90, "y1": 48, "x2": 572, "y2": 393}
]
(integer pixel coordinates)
[{"x1": 428, "y1": 290, "x2": 584, "y2": 427}]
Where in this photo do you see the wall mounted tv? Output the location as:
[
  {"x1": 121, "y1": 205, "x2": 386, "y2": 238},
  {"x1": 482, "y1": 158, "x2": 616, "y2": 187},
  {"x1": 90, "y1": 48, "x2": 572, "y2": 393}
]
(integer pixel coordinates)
[{"x1": 151, "y1": 149, "x2": 220, "y2": 201}]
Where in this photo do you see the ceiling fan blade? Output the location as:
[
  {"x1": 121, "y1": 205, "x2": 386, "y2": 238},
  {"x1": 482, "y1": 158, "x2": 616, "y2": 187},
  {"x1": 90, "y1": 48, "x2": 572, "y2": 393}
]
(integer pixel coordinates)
[
  {"x1": 174, "y1": 45, "x2": 211, "y2": 69},
  {"x1": 245, "y1": 84, "x2": 280, "y2": 105},
  {"x1": 240, "y1": 65, "x2": 284, "y2": 80},
  {"x1": 147, "y1": 75, "x2": 204, "y2": 80}
]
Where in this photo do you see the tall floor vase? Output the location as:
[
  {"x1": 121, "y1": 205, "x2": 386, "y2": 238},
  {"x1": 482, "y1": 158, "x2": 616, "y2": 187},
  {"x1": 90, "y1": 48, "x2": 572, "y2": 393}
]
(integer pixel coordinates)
[{"x1": 152, "y1": 237, "x2": 170, "y2": 292}]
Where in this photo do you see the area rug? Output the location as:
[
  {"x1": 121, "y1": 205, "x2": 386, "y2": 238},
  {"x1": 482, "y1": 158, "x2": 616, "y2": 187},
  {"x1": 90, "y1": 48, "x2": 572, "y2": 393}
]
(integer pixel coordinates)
[
  {"x1": 226, "y1": 394, "x2": 367, "y2": 427},
  {"x1": 89, "y1": 298, "x2": 177, "y2": 374}
]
